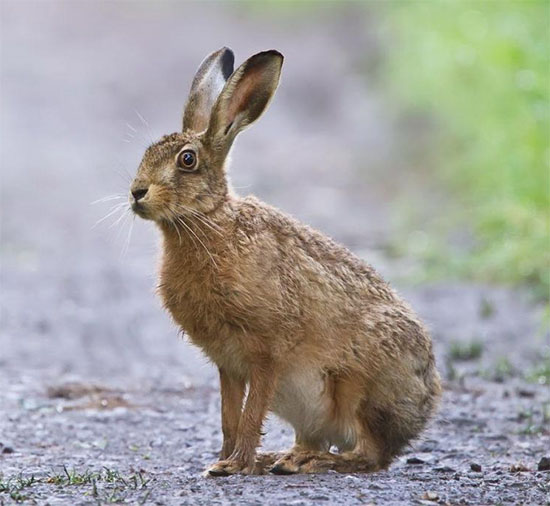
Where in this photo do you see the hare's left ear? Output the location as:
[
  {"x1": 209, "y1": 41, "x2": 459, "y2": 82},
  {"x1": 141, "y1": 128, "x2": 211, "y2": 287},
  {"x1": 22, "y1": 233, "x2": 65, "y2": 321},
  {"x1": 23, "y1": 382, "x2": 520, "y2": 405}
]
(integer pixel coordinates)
[
  {"x1": 182, "y1": 47, "x2": 234, "y2": 133},
  {"x1": 206, "y1": 50, "x2": 283, "y2": 149}
]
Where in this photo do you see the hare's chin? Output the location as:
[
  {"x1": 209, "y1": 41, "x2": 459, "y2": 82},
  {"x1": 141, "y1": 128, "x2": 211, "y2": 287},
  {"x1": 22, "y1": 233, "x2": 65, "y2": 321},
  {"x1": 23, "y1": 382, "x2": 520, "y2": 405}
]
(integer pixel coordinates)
[{"x1": 131, "y1": 202, "x2": 153, "y2": 220}]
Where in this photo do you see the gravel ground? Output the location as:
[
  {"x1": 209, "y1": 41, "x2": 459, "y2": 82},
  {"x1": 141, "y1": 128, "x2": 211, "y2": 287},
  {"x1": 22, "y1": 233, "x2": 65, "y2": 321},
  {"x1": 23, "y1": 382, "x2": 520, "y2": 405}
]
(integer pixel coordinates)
[{"x1": 1, "y1": 2, "x2": 549, "y2": 505}]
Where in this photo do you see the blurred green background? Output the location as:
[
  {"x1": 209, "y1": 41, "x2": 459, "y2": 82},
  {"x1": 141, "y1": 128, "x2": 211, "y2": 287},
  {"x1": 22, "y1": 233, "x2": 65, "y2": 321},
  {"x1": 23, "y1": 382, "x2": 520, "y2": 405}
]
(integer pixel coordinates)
[
  {"x1": 251, "y1": 0, "x2": 549, "y2": 301},
  {"x1": 379, "y1": 0, "x2": 549, "y2": 300}
]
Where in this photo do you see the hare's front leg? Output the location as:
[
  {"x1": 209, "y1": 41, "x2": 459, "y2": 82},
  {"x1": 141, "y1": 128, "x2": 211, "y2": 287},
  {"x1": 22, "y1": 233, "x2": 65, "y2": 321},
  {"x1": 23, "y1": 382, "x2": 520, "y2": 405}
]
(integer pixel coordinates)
[
  {"x1": 208, "y1": 362, "x2": 277, "y2": 476},
  {"x1": 218, "y1": 368, "x2": 245, "y2": 459}
]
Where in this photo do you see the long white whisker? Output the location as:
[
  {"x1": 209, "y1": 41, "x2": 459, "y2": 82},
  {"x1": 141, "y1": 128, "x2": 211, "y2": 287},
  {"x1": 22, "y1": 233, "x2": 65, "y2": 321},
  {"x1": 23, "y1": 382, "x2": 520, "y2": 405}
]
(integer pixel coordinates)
[
  {"x1": 173, "y1": 215, "x2": 198, "y2": 250},
  {"x1": 91, "y1": 195, "x2": 125, "y2": 205},
  {"x1": 93, "y1": 202, "x2": 128, "y2": 228},
  {"x1": 189, "y1": 210, "x2": 223, "y2": 236},
  {"x1": 134, "y1": 109, "x2": 155, "y2": 145},
  {"x1": 171, "y1": 219, "x2": 183, "y2": 245},
  {"x1": 174, "y1": 203, "x2": 223, "y2": 236},
  {"x1": 115, "y1": 210, "x2": 131, "y2": 241},
  {"x1": 183, "y1": 213, "x2": 209, "y2": 241},
  {"x1": 134, "y1": 109, "x2": 149, "y2": 127},
  {"x1": 121, "y1": 214, "x2": 135, "y2": 257},
  {"x1": 175, "y1": 215, "x2": 218, "y2": 269},
  {"x1": 110, "y1": 206, "x2": 131, "y2": 229}
]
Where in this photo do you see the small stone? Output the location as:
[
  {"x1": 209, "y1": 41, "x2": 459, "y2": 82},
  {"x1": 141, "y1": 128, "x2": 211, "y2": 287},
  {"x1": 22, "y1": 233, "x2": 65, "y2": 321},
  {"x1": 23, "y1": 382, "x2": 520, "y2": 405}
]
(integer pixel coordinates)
[
  {"x1": 538, "y1": 457, "x2": 550, "y2": 471},
  {"x1": 470, "y1": 463, "x2": 482, "y2": 472},
  {"x1": 344, "y1": 475, "x2": 360, "y2": 482},
  {"x1": 407, "y1": 457, "x2": 425, "y2": 465},
  {"x1": 434, "y1": 465, "x2": 455, "y2": 472},
  {"x1": 421, "y1": 491, "x2": 439, "y2": 501},
  {"x1": 510, "y1": 463, "x2": 529, "y2": 473},
  {"x1": 1, "y1": 446, "x2": 14, "y2": 454}
]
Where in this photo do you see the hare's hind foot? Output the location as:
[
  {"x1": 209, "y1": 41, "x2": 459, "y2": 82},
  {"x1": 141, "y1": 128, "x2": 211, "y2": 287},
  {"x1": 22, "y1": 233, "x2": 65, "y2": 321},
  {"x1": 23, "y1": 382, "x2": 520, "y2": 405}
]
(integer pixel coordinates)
[
  {"x1": 206, "y1": 452, "x2": 282, "y2": 477},
  {"x1": 269, "y1": 450, "x2": 384, "y2": 475}
]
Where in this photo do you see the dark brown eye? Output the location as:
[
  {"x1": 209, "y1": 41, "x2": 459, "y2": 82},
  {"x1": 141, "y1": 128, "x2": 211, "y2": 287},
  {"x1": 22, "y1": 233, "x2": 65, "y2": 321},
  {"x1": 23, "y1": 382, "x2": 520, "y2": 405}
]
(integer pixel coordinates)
[{"x1": 176, "y1": 149, "x2": 197, "y2": 171}]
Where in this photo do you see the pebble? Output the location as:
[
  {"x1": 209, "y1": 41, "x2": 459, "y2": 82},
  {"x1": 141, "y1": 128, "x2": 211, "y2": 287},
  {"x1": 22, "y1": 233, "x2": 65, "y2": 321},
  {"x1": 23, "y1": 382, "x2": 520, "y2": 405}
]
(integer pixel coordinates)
[
  {"x1": 421, "y1": 491, "x2": 439, "y2": 502},
  {"x1": 510, "y1": 463, "x2": 530, "y2": 473},
  {"x1": 538, "y1": 457, "x2": 550, "y2": 471},
  {"x1": 434, "y1": 465, "x2": 455, "y2": 473},
  {"x1": 470, "y1": 463, "x2": 482, "y2": 472}
]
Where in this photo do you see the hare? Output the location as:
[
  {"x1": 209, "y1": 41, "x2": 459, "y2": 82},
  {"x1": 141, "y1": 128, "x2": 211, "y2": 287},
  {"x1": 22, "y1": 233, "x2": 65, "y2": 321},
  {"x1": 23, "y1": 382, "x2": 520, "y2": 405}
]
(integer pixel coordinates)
[{"x1": 129, "y1": 47, "x2": 441, "y2": 476}]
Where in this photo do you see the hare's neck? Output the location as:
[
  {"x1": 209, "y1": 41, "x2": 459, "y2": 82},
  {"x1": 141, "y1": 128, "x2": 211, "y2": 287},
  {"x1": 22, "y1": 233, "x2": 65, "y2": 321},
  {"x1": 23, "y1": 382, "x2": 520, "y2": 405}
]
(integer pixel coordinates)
[{"x1": 159, "y1": 200, "x2": 234, "y2": 267}]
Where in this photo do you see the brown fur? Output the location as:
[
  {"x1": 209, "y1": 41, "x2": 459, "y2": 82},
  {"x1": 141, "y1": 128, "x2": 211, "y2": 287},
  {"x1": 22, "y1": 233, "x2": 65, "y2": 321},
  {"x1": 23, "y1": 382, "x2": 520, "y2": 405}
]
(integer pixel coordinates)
[{"x1": 129, "y1": 48, "x2": 441, "y2": 476}]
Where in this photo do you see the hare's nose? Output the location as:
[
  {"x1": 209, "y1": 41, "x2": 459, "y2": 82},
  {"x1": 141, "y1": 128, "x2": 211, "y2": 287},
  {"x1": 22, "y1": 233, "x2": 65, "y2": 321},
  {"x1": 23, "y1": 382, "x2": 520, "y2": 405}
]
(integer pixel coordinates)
[{"x1": 132, "y1": 187, "x2": 148, "y2": 202}]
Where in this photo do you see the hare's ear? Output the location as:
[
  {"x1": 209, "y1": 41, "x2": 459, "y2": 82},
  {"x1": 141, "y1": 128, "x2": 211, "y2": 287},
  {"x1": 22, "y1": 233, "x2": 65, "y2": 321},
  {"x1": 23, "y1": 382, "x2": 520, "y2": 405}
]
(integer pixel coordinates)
[
  {"x1": 206, "y1": 50, "x2": 283, "y2": 147},
  {"x1": 182, "y1": 47, "x2": 234, "y2": 133}
]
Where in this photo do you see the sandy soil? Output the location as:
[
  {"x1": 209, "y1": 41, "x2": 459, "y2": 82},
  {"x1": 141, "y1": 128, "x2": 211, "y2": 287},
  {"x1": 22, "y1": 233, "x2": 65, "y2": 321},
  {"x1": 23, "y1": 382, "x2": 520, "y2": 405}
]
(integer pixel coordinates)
[{"x1": 1, "y1": 2, "x2": 548, "y2": 504}]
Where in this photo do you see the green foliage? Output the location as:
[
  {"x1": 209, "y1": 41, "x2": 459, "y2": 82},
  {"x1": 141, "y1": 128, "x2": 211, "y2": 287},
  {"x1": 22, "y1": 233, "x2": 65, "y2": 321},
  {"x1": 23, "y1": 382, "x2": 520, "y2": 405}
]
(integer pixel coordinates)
[
  {"x1": 380, "y1": 1, "x2": 550, "y2": 297},
  {"x1": 448, "y1": 339, "x2": 484, "y2": 361},
  {"x1": 0, "y1": 474, "x2": 35, "y2": 502},
  {"x1": 1, "y1": 467, "x2": 151, "y2": 503}
]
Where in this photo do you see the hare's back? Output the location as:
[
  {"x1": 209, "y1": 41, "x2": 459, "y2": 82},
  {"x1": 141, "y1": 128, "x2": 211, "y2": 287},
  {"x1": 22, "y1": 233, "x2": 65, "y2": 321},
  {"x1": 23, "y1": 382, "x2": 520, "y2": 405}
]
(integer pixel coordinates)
[{"x1": 235, "y1": 196, "x2": 396, "y2": 303}]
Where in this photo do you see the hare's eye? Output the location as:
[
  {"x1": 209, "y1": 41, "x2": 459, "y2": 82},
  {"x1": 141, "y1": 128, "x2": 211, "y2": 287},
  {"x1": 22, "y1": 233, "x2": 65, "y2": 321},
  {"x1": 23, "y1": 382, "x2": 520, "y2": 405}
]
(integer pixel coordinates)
[{"x1": 176, "y1": 149, "x2": 198, "y2": 172}]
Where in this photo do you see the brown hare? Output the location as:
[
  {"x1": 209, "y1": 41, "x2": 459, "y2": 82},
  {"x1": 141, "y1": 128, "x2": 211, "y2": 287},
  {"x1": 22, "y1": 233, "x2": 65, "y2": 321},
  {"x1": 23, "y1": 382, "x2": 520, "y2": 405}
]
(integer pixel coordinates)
[{"x1": 129, "y1": 48, "x2": 441, "y2": 476}]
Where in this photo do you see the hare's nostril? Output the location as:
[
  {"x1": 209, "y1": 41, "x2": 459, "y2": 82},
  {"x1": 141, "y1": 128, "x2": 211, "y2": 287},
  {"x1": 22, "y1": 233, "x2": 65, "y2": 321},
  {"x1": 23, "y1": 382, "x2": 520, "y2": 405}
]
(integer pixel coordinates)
[{"x1": 132, "y1": 188, "x2": 148, "y2": 202}]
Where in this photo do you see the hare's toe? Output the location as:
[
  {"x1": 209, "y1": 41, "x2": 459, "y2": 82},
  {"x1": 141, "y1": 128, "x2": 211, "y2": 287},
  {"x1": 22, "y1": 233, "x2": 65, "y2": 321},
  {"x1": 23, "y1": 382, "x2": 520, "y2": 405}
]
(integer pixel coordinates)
[
  {"x1": 255, "y1": 452, "x2": 283, "y2": 473},
  {"x1": 206, "y1": 458, "x2": 252, "y2": 477},
  {"x1": 269, "y1": 451, "x2": 319, "y2": 475},
  {"x1": 270, "y1": 451, "x2": 381, "y2": 474}
]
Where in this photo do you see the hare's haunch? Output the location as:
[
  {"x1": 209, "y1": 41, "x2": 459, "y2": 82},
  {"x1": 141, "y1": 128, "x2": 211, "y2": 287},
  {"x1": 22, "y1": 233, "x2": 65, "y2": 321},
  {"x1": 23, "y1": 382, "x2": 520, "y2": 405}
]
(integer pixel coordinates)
[{"x1": 129, "y1": 48, "x2": 441, "y2": 476}]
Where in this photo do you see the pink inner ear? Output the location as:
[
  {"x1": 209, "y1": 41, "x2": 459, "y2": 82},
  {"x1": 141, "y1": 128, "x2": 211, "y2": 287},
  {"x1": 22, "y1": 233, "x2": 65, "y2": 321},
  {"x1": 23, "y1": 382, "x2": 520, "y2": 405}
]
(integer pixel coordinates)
[{"x1": 226, "y1": 66, "x2": 264, "y2": 126}]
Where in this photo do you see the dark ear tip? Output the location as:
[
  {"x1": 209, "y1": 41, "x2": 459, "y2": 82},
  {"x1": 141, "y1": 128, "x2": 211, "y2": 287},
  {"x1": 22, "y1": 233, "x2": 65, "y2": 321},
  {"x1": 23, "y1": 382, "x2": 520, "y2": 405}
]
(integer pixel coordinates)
[
  {"x1": 219, "y1": 47, "x2": 235, "y2": 79},
  {"x1": 262, "y1": 49, "x2": 284, "y2": 61},
  {"x1": 248, "y1": 50, "x2": 284, "y2": 69},
  {"x1": 219, "y1": 46, "x2": 234, "y2": 58}
]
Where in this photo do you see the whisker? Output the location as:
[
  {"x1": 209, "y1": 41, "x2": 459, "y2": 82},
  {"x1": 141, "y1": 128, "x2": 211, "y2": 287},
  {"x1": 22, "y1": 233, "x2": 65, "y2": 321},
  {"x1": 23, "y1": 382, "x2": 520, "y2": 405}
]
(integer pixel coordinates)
[
  {"x1": 110, "y1": 206, "x2": 131, "y2": 229},
  {"x1": 173, "y1": 214, "x2": 198, "y2": 250},
  {"x1": 170, "y1": 219, "x2": 183, "y2": 245},
  {"x1": 174, "y1": 214, "x2": 218, "y2": 269},
  {"x1": 93, "y1": 202, "x2": 128, "y2": 228},
  {"x1": 120, "y1": 214, "x2": 135, "y2": 257},
  {"x1": 91, "y1": 195, "x2": 125, "y2": 205},
  {"x1": 173, "y1": 203, "x2": 223, "y2": 236},
  {"x1": 189, "y1": 210, "x2": 223, "y2": 235},
  {"x1": 134, "y1": 109, "x2": 155, "y2": 145},
  {"x1": 134, "y1": 109, "x2": 149, "y2": 127},
  {"x1": 185, "y1": 214, "x2": 209, "y2": 241},
  {"x1": 115, "y1": 210, "x2": 131, "y2": 242}
]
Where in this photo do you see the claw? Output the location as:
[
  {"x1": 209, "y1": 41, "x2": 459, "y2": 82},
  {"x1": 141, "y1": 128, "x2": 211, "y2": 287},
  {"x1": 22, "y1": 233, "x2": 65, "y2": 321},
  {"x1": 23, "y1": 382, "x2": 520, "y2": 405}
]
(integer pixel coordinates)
[
  {"x1": 269, "y1": 463, "x2": 296, "y2": 475},
  {"x1": 207, "y1": 466, "x2": 230, "y2": 477}
]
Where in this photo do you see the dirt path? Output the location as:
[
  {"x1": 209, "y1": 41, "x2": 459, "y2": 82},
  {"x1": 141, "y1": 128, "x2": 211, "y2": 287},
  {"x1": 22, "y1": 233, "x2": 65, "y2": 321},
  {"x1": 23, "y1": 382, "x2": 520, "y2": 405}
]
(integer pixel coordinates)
[{"x1": 1, "y1": 2, "x2": 548, "y2": 504}]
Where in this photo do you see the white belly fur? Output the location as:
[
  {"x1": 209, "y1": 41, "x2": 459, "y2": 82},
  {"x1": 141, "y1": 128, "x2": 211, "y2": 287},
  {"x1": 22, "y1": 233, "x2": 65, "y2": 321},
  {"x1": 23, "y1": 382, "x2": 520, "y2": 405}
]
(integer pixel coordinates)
[{"x1": 271, "y1": 366, "x2": 334, "y2": 444}]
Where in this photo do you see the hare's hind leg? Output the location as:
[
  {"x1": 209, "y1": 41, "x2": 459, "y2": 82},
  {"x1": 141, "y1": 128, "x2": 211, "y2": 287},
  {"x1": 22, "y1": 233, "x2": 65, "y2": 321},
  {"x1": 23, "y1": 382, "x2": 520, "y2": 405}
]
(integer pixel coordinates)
[
  {"x1": 269, "y1": 435, "x2": 329, "y2": 475},
  {"x1": 270, "y1": 373, "x2": 386, "y2": 474},
  {"x1": 270, "y1": 425, "x2": 384, "y2": 475}
]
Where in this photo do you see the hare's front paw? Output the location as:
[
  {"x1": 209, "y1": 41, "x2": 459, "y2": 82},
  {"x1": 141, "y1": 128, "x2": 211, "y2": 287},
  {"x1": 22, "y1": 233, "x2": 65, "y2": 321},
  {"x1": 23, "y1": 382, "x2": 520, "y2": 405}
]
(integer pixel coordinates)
[{"x1": 206, "y1": 458, "x2": 253, "y2": 477}]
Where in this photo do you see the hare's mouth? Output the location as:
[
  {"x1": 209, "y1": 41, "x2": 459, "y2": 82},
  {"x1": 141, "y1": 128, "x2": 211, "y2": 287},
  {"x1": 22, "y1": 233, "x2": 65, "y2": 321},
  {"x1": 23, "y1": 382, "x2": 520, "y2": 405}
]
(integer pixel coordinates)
[{"x1": 131, "y1": 201, "x2": 153, "y2": 220}]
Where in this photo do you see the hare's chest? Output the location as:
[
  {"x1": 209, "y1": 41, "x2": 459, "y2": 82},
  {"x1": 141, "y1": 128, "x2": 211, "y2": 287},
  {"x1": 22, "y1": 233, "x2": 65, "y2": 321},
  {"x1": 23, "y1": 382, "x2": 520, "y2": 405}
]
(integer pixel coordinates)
[
  {"x1": 159, "y1": 268, "x2": 224, "y2": 335},
  {"x1": 158, "y1": 264, "x2": 252, "y2": 374}
]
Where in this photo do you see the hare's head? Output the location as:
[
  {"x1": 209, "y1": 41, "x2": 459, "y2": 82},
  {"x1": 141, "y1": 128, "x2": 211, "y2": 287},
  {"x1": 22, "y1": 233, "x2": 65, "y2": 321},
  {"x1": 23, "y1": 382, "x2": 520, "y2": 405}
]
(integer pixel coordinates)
[{"x1": 130, "y1": 48, "x2": 283, "y2": 222}]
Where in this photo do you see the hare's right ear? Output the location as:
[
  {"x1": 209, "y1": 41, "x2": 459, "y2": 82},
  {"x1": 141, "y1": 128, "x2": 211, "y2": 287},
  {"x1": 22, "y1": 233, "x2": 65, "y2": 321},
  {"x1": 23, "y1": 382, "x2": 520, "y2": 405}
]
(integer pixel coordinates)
[
  {"x1": 205, "y1": 50, "x2": 283, "y2": 150},
  {"x1": 182, "y1": 47, "x2": 234, "y2": 133}
]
